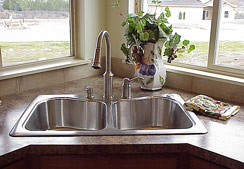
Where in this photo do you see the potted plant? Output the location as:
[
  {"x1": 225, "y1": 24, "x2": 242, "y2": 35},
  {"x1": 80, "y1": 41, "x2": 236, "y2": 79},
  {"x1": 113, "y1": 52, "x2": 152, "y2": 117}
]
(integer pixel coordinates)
[{"x1": 112, "y1": 0, "x2": 195, "y2": 90}]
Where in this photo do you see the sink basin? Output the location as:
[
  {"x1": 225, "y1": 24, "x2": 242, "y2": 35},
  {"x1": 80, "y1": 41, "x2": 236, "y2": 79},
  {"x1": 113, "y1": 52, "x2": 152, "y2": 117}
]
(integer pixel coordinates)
[
  {"x1": 25, "y1": 98, "x2": 106, "y2": 131},
  {"x1": 10, "y1": 94, "x2": 207, "y2": 136},
  {"x1": 113, "y1": 96, "x2": 193, "y2": 130}
]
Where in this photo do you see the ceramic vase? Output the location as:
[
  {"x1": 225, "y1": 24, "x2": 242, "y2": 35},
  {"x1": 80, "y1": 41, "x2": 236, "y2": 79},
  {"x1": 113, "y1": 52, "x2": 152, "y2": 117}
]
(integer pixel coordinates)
[{"x1": 134, "y1": 41, "x2": 166, "y2": 90}]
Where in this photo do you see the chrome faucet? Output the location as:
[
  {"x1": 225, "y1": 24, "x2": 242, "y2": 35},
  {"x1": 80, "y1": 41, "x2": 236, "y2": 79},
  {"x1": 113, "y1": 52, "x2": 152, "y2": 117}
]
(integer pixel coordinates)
[
  {"x1": 92, "y1": 30, "x2": 114, "y2": 99},
  {"x1": 121, "y1": 77, "x2": 144, "y2": 99}
]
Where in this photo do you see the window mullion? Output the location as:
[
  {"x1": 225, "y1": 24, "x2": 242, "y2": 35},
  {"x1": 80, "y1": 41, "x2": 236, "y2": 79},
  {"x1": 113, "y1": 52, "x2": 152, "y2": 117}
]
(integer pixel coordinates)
[
  {"x1": 70, "y1": 0, "x2": 76, "y2": 57},
  {"x1": 0, "y1": 47, "x2": 2, "y2": 69},
  {"x1": 208, "y1": 0, "x2": 222, "y2": 69}
]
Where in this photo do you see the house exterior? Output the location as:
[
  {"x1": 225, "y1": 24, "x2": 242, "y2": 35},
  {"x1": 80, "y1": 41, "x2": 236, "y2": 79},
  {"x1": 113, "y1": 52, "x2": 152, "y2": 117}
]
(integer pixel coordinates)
[
  {"x1": 146, "y1": 0, "x2": 236, "y2": 23},
  {"x1": 203, "y1": 0, "x2": 236, "y2": 21},
  {"x1": 146, "y1": 0, "x2": 206, "y2": 23}
]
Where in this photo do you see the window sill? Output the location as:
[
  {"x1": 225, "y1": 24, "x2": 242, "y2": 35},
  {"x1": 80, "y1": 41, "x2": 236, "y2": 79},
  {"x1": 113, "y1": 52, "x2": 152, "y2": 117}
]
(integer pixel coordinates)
[
  {"x1": 165, "y1": 65, "x2": 244, "y2": 87},
  {"x1": 0, "y1": 58, "x2": 91, "y2": 81}
]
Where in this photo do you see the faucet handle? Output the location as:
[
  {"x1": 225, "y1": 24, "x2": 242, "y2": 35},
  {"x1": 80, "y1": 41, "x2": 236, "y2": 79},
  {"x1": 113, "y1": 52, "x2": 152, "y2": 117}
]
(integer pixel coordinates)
[
  {"x1": 85, "y1": 86, "x2": 94, "y2": 99},
  {"x1": 121, "y1": 77, "x2": 144, "y2": 99}
]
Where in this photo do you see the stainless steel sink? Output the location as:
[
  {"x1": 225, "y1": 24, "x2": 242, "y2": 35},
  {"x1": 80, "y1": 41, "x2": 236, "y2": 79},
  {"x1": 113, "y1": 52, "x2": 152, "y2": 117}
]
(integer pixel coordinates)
[
  {"x1": 10, "y1": 94, "x2": 207, "y2": 136},
  {"x1": 25, "y1": 97, "x2": 106, "y2": 131},
  {"x1": 113, "y1": 96, "x2": 193, "y2": 130}
]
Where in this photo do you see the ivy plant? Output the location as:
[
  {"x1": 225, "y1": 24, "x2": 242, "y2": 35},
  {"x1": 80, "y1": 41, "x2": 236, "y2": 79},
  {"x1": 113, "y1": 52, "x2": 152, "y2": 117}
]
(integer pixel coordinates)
[{"x1": 112, "y1": 0, "x2": 195, "y2": 63}]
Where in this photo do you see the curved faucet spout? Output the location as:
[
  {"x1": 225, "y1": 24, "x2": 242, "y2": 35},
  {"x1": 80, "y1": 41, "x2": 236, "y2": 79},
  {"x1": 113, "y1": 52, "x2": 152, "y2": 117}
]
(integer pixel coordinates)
[{"x1": 92, "y1": 30, "x2": 114, "y2": 99}]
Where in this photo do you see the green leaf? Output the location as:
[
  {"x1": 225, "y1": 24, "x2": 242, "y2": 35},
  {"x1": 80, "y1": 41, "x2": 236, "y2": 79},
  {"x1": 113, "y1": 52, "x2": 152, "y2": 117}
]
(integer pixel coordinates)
[
  {"x1": 121, "y1": 43, "x2": 129, "y2": 57},
  {"x1": 147, "y1": 30, "x2": 155, "y2": 41},
  {"x1": 139, "y1": 32, "x2": 150, "y2": 41},
  {"x1": 141, "y1": 18, "x2": 146, "y2": 26},
  {"x1": 168, "y1": 33, "x2": 181, "y2": 47},
  {"x1": 121, "y1": 21, "x2": 126, "y2": 27},
  {"x1": 137, "y1": 11, "x2": 144, "y2": 17},
  {"x1": 136, "y1": 22, "x2": 144, "y2": 33},
  {"x1": 159, "y1": 12, "x2": 164, "y2": 19},
  {"x1": 165, "y1": 7, "x2": 171, "y2": 17},
  {"x1": 183, "y1": 40, "x2": 190, "y2": 46},
  {"x1": 164, "y1": 41, "x2": 170, "y2": 48},
  {"x1": 159, "y1": 23, "x2": 172, "y2": 36},
  {"x1": 189, "y1": 44, "x2": 195, "y2": 50},
  {"x1": 152, "y1": 0, "x2": 157, "y2": 4},
  {"x1": 164, "y1": 48, "x2": 172, "y2": 57},
  {"x1": 188, "y1": 44, "x2": 196, "y2": 53},
  {"x1": 128, "y1": 23, "x2": 136, "y2": 33}
]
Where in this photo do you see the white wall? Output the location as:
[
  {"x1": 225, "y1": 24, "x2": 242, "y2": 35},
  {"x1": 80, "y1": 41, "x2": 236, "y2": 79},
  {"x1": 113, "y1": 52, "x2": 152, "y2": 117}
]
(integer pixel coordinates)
[
  {"x1": 222, "y1": 5, "x2": 235, "y2": 21},
  {"x1": 76, "y1": 0, "x2": 128, "y2": 60},
  {"x1": 106, "y1": 0, "x2": 129, "y2": 59},
  {"x1": 76, "y1": 0, "x2": 106, "y2": 60}
]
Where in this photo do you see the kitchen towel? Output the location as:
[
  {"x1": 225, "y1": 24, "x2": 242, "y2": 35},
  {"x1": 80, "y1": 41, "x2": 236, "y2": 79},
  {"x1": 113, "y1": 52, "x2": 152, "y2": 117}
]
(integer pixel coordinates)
[{"x1": 184, "y1": 95, "x2": 240, "y2": 120}]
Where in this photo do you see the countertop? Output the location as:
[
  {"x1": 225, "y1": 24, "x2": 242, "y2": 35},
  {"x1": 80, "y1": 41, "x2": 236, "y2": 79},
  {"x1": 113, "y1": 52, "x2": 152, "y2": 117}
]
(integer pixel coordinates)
[{"x1": 0, "y1": 76, "x2": 243, "y2": 168}]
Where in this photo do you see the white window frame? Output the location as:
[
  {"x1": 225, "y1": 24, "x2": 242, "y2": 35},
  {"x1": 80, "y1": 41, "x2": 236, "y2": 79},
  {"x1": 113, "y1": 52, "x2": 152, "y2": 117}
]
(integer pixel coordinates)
[
  {"x1": 0, "y1": 0, "x2": 77, "y2": 71},
  {"x1": 140, "y1": 0, "x2": 244, "y2": 78},
  {"x1": 208, "y1": 0, "x2": 243, "y2": 77}
]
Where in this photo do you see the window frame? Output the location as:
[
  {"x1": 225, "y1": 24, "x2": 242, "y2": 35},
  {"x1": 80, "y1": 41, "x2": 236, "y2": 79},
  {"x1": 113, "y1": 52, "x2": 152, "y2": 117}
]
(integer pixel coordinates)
[
  {"x1": 140, "y1": 0, "x2": 244, "y2": 78},
  {"x1": 0, "y1": 0, "x2": 77, "y2": 71}
]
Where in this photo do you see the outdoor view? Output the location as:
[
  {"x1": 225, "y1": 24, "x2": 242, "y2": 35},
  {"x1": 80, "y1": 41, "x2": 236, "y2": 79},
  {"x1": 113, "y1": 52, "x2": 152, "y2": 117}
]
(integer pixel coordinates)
[
  {"x1": 144, "y1": 0, "x2": 244, "y2": 69},
  {"x1": 0, "y1": 0, "x2": 70, "y2": 67}
]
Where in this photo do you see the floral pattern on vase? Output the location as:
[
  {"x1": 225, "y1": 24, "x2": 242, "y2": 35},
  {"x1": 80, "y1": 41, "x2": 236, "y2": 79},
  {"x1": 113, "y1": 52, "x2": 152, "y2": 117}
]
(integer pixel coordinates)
[{"x1": 134, "y1": 41, "x2": 166, "y2": 90}]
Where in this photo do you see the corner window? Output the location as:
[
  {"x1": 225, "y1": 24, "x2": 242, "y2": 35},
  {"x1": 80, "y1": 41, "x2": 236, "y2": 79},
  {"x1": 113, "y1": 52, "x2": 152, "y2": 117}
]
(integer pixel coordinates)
[
  {"x1": 141, "y1": 0, "x2": 244, "y2": 76},
  {"x1": 0, "y1": 0, "x2": 73, "y2": 67}
]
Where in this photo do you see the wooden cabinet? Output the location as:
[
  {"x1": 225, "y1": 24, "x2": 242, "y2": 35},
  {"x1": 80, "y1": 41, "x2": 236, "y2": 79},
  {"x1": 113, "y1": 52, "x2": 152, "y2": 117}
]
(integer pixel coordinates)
[
  {"x1": 189, "y1": 156, "x2": 228, "y2": 169},
  {"x1": 40, "y1": 154, "x2": 178, "y2": 169},
  {"x1": 1, "y1": 159, "x2": 27, "y2": 169},
  {"x1": 0, "y1": 153, "x2": 234, "y2": 169}
]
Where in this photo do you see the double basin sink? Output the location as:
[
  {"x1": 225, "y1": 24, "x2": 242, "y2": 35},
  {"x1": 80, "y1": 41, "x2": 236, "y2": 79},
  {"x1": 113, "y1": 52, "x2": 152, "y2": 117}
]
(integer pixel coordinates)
[{"x1": 10, "y1": 94, "x2": 207, "y2": 136}]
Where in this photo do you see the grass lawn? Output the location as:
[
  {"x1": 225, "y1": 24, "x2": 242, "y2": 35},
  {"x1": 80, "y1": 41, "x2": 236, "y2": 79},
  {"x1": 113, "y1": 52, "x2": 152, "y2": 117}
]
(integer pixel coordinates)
[
  {"x1": 162, "y1": 41, "x2": 244, "y2": 69},
  {"x1": 1, "y1": 41, "x2": 70, "y2": 66},
  {"x1": 1, "y1": 41, "x2": 243, "y2": 69}
]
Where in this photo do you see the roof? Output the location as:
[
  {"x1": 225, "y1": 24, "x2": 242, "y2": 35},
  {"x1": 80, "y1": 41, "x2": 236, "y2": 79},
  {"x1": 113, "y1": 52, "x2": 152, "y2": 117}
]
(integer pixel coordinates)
[
  {"x1": 205, "y1": 0, "x2": 236, "y2": 8},
  {"x1": 147, "y1": 0, "x2": 206, "y2": 7}
]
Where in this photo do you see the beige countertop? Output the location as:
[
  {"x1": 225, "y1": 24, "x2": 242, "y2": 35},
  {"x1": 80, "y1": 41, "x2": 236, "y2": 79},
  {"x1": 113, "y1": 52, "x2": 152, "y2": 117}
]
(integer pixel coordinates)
[{"x1": 0, "y1": 76, "x2": 243, "y2": 168}]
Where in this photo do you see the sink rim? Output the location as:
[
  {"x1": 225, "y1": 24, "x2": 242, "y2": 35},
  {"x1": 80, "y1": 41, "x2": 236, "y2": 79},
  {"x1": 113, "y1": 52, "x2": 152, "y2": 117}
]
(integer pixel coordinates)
[{"x1": 10, "y1": 94, "x2": 208, "y2": 137}]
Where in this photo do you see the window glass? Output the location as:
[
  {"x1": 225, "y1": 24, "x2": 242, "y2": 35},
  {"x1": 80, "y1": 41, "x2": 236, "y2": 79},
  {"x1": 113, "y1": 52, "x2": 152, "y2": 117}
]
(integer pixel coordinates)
[
  {"x1": 143, "y1": 0, "x2": 211, "y2": 67},
  {"x1": 0, "y1": 0, "x2": 71, "y2": 67},
  {"x1": 216, "y1": 1, "x2": 244, "y2": 70}
]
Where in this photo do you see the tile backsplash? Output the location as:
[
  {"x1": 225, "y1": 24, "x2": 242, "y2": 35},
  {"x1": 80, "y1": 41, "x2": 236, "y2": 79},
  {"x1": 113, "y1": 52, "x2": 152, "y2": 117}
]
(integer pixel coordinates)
[
  {"x1": 0, "y1": 58, "x2": 243, "y2": 105},
  {"x1": 0, "y1": 64, "x2": 102, "y2": 96}
]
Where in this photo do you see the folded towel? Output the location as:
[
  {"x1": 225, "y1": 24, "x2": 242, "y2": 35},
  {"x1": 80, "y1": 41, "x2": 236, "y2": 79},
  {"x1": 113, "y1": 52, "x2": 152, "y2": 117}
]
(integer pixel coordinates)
[{"x1": 184, "y1": 95, "x2": 240, "y2": 120}]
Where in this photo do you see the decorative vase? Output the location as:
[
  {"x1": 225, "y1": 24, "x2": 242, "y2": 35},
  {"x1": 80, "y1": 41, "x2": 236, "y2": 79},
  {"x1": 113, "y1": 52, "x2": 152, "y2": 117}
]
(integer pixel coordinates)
[{"x1": 133, "y1": 40, "x2": 167, "y2": 91}]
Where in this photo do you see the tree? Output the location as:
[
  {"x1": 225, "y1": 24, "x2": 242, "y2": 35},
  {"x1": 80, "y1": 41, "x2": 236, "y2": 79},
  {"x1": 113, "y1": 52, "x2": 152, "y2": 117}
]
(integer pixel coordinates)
[
  {"x1": 2, "y1": 0, "x2": 10, "y2": 10},
  {"x1": 2, "y1": 0, "x2": 69, "y2": 11}
]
